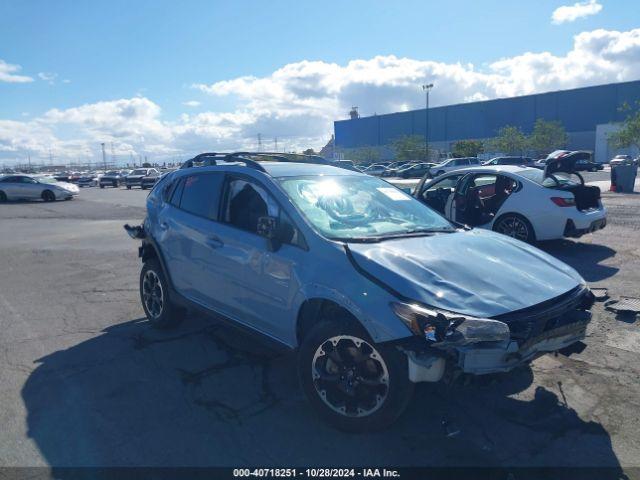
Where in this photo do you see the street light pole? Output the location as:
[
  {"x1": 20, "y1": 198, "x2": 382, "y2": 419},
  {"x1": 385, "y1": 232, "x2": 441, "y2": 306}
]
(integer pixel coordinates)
[{"x1": 422, "y1": 83, "x2": 433, "y2": 160}]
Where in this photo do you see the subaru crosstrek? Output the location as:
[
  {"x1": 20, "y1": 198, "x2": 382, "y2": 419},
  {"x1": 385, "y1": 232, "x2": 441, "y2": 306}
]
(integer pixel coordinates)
[{"x1": 126, "y1": 152, "x2": 594, "y2": 432}]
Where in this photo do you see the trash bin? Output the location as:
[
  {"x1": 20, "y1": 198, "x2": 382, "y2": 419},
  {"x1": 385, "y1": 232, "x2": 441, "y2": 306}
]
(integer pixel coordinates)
[{"x1": 610, "y1": 163, "x2": 637, "y2": 193}]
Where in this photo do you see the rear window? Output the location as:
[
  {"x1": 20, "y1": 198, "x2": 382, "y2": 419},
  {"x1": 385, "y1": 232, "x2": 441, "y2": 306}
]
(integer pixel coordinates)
[{"x1": 178, "y1": 173, "x2": 224, "y2": 220}]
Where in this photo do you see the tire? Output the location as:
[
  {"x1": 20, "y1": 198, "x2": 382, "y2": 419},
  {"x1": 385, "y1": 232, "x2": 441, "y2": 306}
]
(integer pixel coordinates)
[
  {"x1": 493, "y1": 213, "x2": 536, "y2": 243},
  {"x1": 0, "y1": 191, "x2": 7, "y2": 203},
  {"x1": 140, "y1": 259, "x2": 183, "y2": 329},
  {"x1": 298, "y1": 320, "x2": 414, "y2": 432},
  {"x1": 100, "y1": 184, "x2": 105, "y2": 189},
  {"x1": 41, "y1": 190, "x2": 56, "y2": 202},
  {"x1": 126, "y1": 185, "x2": 132, "y2": 190},
  {"x1": 141, "y1": 184, "x2": 147, "y2": 190}
]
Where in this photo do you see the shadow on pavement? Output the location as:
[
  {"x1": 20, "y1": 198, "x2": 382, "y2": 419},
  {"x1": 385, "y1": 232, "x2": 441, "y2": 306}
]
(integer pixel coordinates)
[
  {"x1": 538, "y1": 240, "x2": 618, "y2": 282},
  {"x1": 21, "y1": 315, "x2": 625, "y2": 474}
]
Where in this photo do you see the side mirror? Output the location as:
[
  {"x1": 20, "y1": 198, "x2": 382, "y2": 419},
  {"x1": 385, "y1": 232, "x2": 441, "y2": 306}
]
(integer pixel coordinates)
[{"x1": 257, "y1": 216, "x2": 281, "y2": 251}]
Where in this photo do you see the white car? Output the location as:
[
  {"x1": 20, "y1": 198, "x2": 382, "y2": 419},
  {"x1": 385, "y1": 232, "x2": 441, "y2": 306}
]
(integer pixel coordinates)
[
  {"x1": 0, "y1": 174, "x2": 79, "y2": 202},
  {"x1": 413, "y1": 153, "x2": 606, "y2": 242},
  {"x1": 428, "y1": 157, "x2": 481, "y2": 178}
]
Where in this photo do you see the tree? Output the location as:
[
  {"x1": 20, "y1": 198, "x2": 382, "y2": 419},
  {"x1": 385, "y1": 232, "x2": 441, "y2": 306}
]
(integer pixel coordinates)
[
  {"x1": 348, "y1": 147, "x2": 381, "y2": 164},
  {"x1": 486, "y1": 125, "x2": 528, "y2": 155},
  {"x1": 392, "y1": 135, "x2": 427, "y2": 161},
  {"x1": 529, "y1": 119, "x2": 568, "y2": 156},
  {"x1": 452, "y1": 139, "x2": 484, "y2": 158},
  {"x1": 608, "y1": 101, "x2": 640, "y2": 152},
  {"x1": 303, "y1": 148, "x2": 316, "y2": 155}
]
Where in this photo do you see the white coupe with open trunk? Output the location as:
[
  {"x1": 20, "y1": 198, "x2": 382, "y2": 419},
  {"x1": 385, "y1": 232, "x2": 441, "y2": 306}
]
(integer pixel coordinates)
[{"x1": 413, "y1": 151, "x2": 607, "y2": 242}]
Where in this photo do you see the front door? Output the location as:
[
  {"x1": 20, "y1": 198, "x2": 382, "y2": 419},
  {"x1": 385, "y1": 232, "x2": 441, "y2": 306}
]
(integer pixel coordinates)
[{"x1": 212, "y1": 176, "x2": 305, "y2": 344}]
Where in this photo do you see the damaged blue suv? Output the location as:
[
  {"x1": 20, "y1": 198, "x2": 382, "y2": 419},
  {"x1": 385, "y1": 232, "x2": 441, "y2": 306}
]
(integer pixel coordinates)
[{"x1": 127, "y1": 152, "x2": 594, "y2": 432}]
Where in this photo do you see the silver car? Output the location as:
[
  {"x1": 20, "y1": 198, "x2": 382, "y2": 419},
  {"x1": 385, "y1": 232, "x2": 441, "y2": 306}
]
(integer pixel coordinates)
[{"x1": 0, "y1": 175, "x2": 79, "y2": 202}]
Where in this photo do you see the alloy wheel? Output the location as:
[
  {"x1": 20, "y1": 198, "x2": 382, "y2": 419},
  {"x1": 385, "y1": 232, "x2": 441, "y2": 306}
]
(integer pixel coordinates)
[
  {"x1": 142, "y1": 270, "x2": 164, "y2": 318},
  {"x1": 311, "y1": 335, "x2": 389, "y2": 418},
  {"x1": 496, "y1": 216, "x2": 529, "y2": 241}
]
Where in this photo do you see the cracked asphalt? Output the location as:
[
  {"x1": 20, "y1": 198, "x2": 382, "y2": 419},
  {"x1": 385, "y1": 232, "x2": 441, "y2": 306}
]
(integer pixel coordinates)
[{"x1": 0, "y1": 184, "x2": 639, "y2": 475}]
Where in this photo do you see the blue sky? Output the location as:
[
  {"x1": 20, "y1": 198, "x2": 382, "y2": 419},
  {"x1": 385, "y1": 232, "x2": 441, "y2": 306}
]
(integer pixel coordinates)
[{"x1": 1, "y1": 0, "x2": 639, "y2": 163}]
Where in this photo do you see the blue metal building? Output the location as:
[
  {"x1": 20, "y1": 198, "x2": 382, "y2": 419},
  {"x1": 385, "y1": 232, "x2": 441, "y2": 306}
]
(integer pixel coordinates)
[{"x1": 334, "y1": 80, "x2": 640, "y2": 157}]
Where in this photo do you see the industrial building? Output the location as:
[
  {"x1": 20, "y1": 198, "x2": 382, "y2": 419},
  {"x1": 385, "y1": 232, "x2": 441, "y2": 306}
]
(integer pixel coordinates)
[{"x1": 334, "y1": 80, "x2": 640, "y2": 162}]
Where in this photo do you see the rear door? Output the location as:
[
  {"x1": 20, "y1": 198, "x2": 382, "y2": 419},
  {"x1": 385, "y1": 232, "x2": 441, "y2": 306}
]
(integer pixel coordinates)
[
  {"x1": 0, "y1": 176, "x2": 22, "y2": 198},
  {"x1": 157, "y1": 172, "x2": 227, "y2": 309}
]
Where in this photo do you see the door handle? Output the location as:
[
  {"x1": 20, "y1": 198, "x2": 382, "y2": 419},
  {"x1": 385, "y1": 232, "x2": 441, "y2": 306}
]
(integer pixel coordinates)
[{"x1": 207, "y1": 236, "x2": 224, "y2": 248}]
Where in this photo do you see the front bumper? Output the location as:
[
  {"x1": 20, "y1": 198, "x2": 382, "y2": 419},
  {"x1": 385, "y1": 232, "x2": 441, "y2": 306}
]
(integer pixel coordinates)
[
  {"x1": 456, "y1": 311, "x2": 589, "y2": 374},
  {"x1": 404, "y1": 286, "x2": 594, "y2": 381}
]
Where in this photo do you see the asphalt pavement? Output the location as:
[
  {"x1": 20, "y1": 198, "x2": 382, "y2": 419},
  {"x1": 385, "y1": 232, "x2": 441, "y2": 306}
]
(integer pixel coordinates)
[{"x1": 0, "y1": 185, "x2": 639, "y2": 474}]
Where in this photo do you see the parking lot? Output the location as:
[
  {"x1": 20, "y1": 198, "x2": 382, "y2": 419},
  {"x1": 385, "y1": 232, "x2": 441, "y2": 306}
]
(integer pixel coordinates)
[{"x1": 0, "y1": 182, "x2": 639, "y2": 474}]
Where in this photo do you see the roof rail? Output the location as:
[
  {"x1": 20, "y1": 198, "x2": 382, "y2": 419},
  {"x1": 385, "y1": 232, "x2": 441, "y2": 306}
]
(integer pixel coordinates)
[{"x1": 180, "y1": 151, "x2": 331, "y2": 172}]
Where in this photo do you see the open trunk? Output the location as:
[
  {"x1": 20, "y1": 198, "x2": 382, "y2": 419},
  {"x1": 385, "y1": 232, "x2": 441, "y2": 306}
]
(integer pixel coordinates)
[{"x1": 561, "y1": 184, "x2": 601, "y2": 211}]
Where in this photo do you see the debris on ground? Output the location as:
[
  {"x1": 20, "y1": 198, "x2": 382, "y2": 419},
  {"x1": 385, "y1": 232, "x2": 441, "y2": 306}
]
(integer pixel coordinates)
[
  {"x1": 591, "y1": 287, "x2": 609, "y2": 301},
  {"x1": 605, "y1": 297, "x2": 640, "y2": 315}
]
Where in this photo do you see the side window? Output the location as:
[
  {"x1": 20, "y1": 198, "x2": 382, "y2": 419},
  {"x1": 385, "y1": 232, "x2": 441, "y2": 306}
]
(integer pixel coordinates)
[
  {"x1": 178, "y1": 173, "x2": 224, "y2": 220},
  {"x1": 455, "y1": 159, "x2": 469, "y2": 166},
  {"x1": 223, "y1": 178, "x2": 279, "y2": 234},
  {"x1": 469, "y1": 158, "x2": 479, "y2": 165},
  {"x1": 170, "y1": 178, "x2": 184, "y2": 206}
]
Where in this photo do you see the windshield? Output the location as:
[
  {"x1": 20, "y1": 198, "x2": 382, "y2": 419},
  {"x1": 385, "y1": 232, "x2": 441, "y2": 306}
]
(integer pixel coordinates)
[
  {"x1": 37, "y1": 176, "x2": 58, "y2": 184},
  {"x1": 131, "y1": 169, "x2": 146, "y2": 175},
  {"x1": 277, "y1": 175, "x2": 455, "y2": 241}
]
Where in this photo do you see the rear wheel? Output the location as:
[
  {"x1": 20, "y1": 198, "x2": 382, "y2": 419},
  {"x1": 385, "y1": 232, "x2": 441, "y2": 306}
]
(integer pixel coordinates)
[
  {"x1": 493, "y1": 213, "x2": 535, "y2": 243},
  {"x1": 126, "y1": 185, "x2": 132, "y2": 190},
  {"x1": 100, "y1": 184, "x2": 105, "y2": 189},
  {"x1": 41, "y1": 190, "x2": 56, "y2": 202},
  {"x1": 298, "y1": 320, "x2": 413, "y2": 432},
  {"x1": 140, "y1": 259, "x2": 182, "y2": 329},
  {"x1": 0, "y1": 191, "x2": 7, "y2": 202}
]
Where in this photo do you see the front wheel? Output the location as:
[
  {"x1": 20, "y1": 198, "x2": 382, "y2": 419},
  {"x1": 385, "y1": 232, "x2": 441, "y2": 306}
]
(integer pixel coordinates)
[
  {"x1": 298, "y1": 320, "x2": 414, "y2": 432},
  {"x1": 140, "y1": 259, "x2": 183, "y2": 329},
  {"x1": 0, "y1": 191, "x2": 7, "y2": 202},
  {"x1": 126, "y1": 185, "x2": 132, "y2": 190},
  {"x1": 493, "y1": 213, "x2": 535, "y2": 243}
]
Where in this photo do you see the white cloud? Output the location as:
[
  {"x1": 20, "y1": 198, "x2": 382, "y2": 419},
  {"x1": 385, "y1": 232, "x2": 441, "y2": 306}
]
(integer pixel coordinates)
[
  {"x1": 0, "y1": 59, "x2": 33, "y2": 83},
  {"x1": 182, "y1": 100, "x2": 201, "y2": 107},
  {"x1": 2, "y1": 27, "x2": 640, "y2": 164},
  {"x1": 37, "y1": 72, "x2": 58, "y2": 84},
  {"x1": 552, "y1": 0, "x2": 602, "y2": 24}
]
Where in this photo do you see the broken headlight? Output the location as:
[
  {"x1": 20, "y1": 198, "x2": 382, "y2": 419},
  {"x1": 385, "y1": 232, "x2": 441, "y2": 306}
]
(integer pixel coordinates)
[{"x1": 390, "y1": 302, "x2": 510, "y2": 345}]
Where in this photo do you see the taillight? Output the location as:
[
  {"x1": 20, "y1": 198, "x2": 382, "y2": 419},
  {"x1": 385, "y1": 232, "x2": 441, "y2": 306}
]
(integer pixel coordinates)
[{"x1": 551, "y1": 197, "x2": 576, "y2": 207}]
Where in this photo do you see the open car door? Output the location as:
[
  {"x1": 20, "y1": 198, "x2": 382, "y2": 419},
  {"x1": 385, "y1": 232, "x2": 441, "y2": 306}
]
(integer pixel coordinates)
[{"x1": 448, "y1": 173, "x2": 475, "y2": 224}]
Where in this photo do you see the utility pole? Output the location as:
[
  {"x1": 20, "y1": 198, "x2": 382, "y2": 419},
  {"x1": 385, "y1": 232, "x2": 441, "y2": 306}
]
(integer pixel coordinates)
[
  {"x1": 101, "y1": 143, "x2": 107, "y2": 171},
  {"x1": 257, "y1": 133, "x2": 262, "y2": 152},
  {"x1": 110, "y1": 142, "x2": 116, "y2": 165},
  {"x1": 274, "y1": 137, "x2": 278, "y2": 151},
  {"x1": 422, "y1": 83, "x2": 434, "y2": 160}
]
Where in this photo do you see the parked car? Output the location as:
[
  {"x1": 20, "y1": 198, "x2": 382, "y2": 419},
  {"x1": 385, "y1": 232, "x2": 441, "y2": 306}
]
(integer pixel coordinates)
[
  {"x1": 0, "y1": 174, "x2": 79, "y2": 202},
  {"x1": 330, "y1": 160, "x2": 358, "y2": 171},
  {"x1": 99, "y1": 170, "x2": 127, "y2": 188},
  {"x1": 482, "y1": 156, "x2": 533, "y2": 167},
  {"x1": 361, "y1": 164, "x2": 388, "y2": 176},
  {"x1": 574, "y1": 159, "x2": 604, "y2": 172},
  {"x1": 396, "y1": 162, "x2": 435, "y2": 178},
  {"x1": 380, "y1": 161, "x2": 414, "y2": 177},
  {"x1": 76, "y1": 172, "x2": 98, "y2": 187},
  {"x1": 609, "y1": 154, "x2": 634, "y2": 166},
  {"x1": 125, "y1": 152, "x2": 595, "y2": 431},
  {"x1": 414, "y1": 151, "x2": 606, "y2": 242},
  {"x1": 125, "y1": 168, "x2": 159, "y2": 189},
  {"x1": 429, "y1": 157, "x2": 481, "y2": 178},
  {"x1": 140, "y1": 170, "x2": 161, "y2": 190}
]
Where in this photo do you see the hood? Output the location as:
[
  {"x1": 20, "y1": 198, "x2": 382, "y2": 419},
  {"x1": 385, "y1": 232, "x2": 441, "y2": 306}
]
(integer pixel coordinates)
[
  {"x1": 347, "y1": 229, "x2": 583, "y2": 318},
  {"x1": 52, "y1": 181, "x2": 78, "y2": 191},
  {"x1": 543, "y1": 150, "x2": 591, "y2": 177}
]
